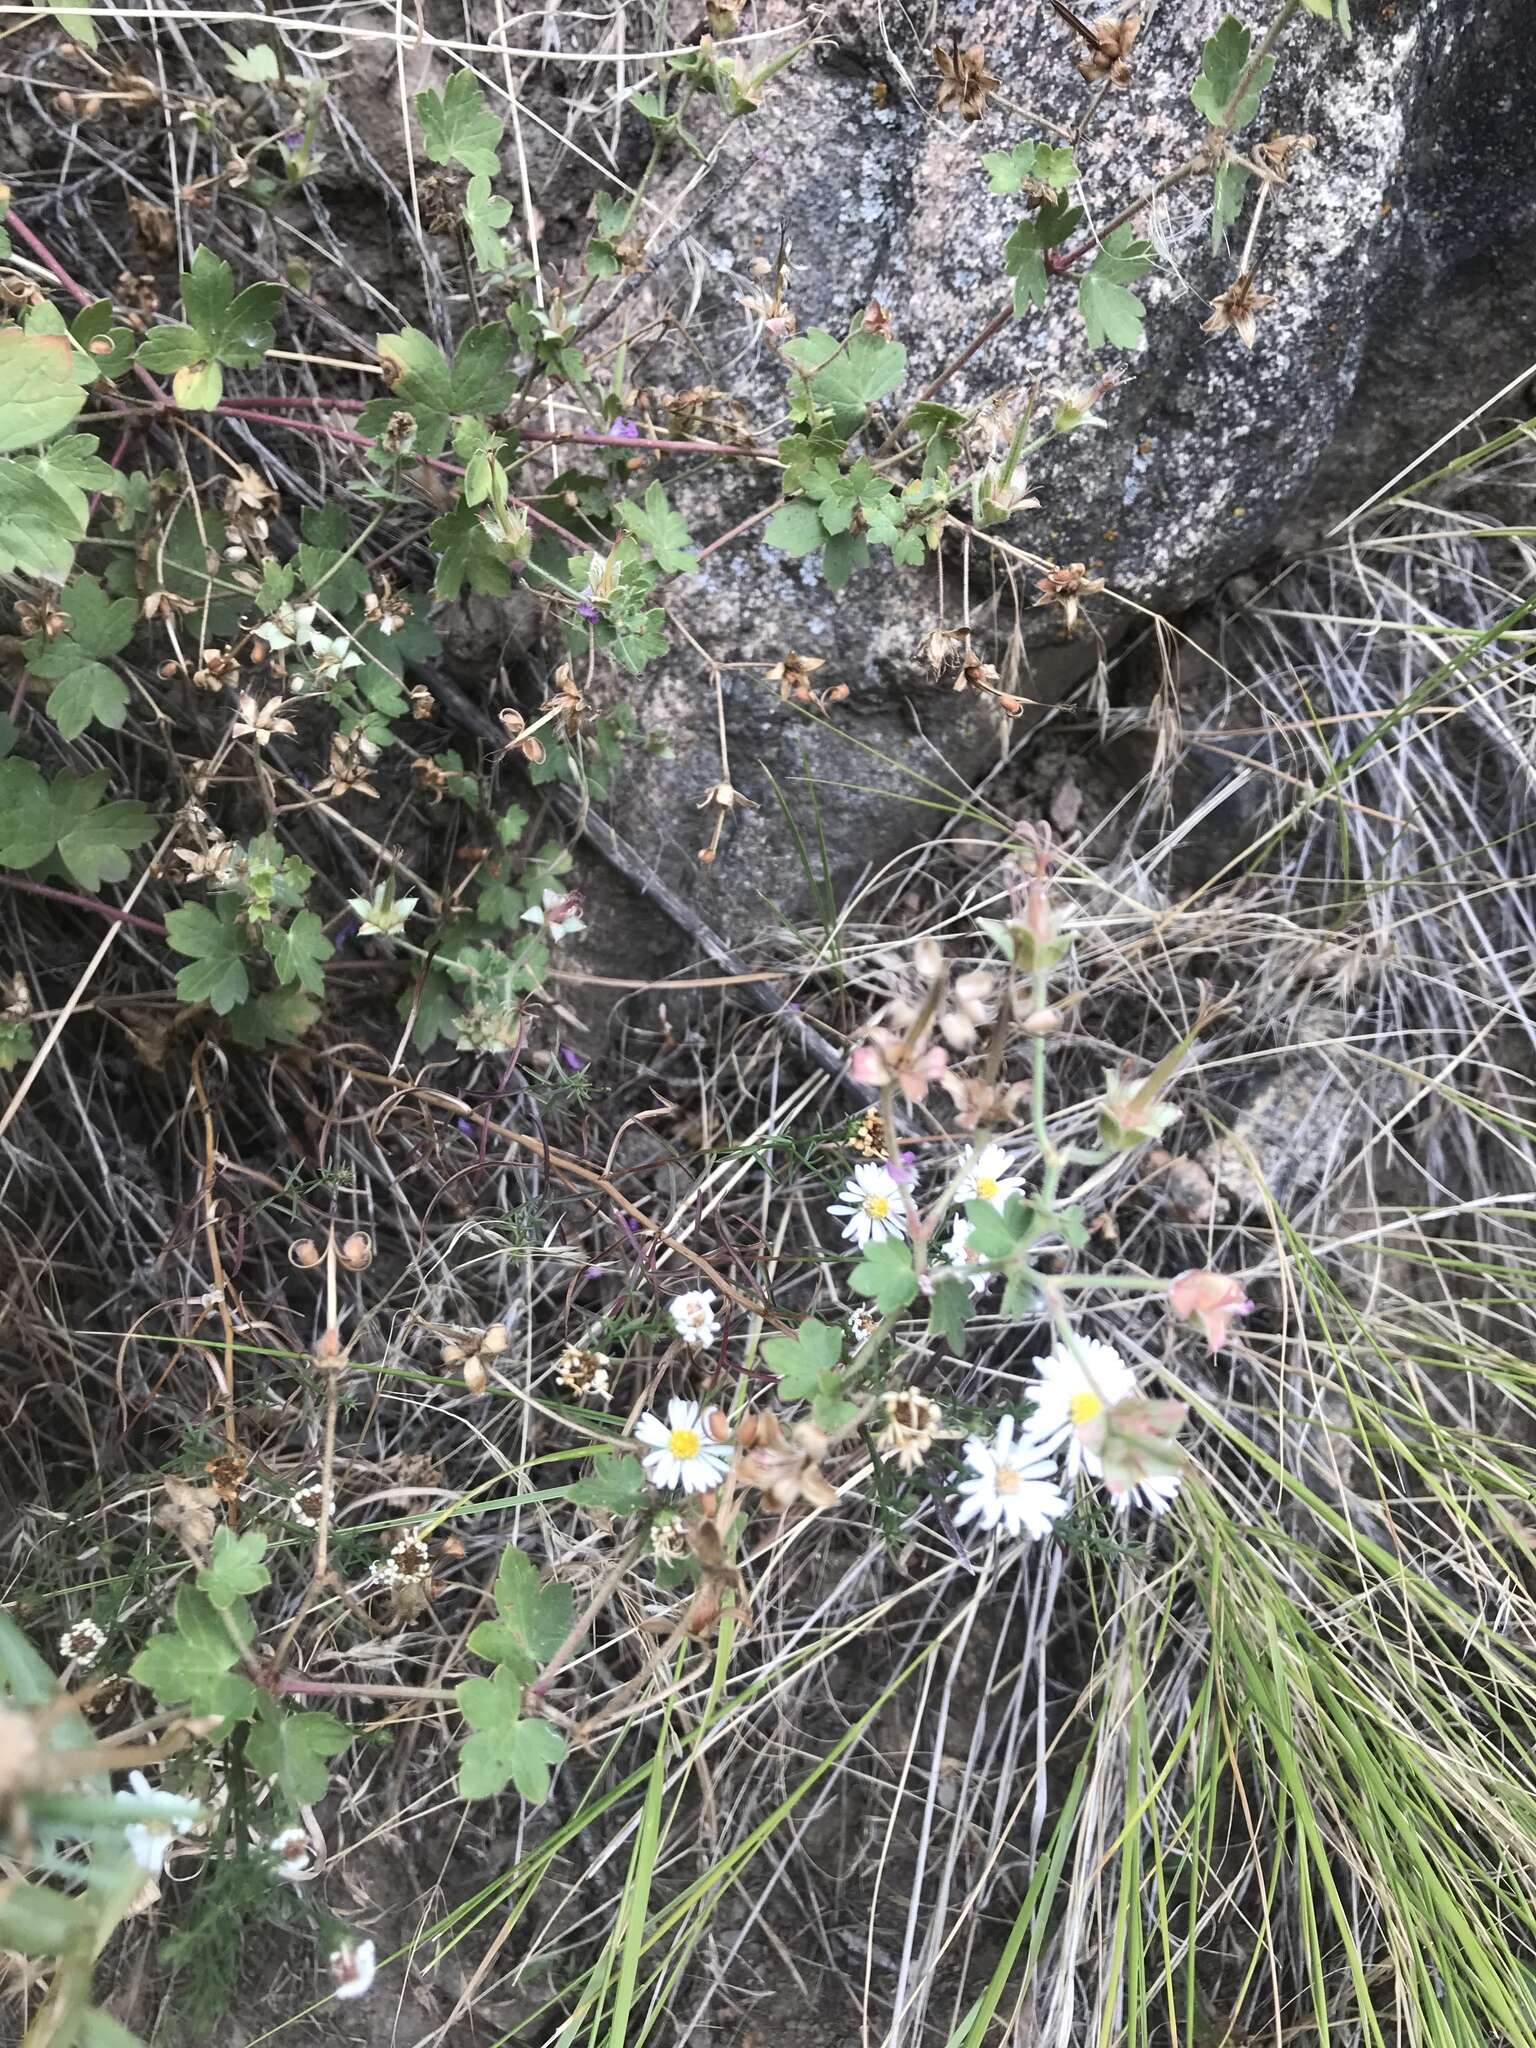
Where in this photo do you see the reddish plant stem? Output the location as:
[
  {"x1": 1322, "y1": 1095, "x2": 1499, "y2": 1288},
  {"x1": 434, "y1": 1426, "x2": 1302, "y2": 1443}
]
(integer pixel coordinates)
[
  {"x1": 8, "y1": 208, "x2": 167, "y2": 403},
  {"x1": 274, "y1": 1673, "x2": 457, "y2": 1704},
  {"x1": 0, "y1": 873, "x2": 168, "y2": 936},
  {"x1": 219, "y1": 397, "x2": 769, "y2": 461},
  {"x1": 213, "y1": 404, "x2": 590, "y2": 550},
  {"x1": 5, "y1": 208, "x2": 92, "y2": 304}
]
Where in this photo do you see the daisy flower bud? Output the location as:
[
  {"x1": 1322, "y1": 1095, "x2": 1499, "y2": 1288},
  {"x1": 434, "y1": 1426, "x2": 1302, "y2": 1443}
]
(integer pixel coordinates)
[{"x1": 1167, "y1": 1269, "x2": 1253, "y2": 1352}]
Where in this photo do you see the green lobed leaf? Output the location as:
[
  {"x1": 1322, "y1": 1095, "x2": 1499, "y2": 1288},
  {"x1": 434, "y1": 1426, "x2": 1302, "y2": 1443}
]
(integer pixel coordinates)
[
  {"x1": 1190, "y1": 14, "x2": 1275, "y2": 128},
  {"x1": 983, "y1": 140, "x2": 1079, "y2": 195},
  {"x1": 1002, "y1": 199, "x2": 1081, "y2": 313},
  {"x1": 850, "y1": 1237, "x2": 919, "y2": 1312},
  {"x1": 1211, "y1": 157, "x2": 1252, "y2": 250},
  {"x1": 223, "y1": 41, "x2": 281, "y2": 83},
  {"x1": 0, "y1": 458, "x2": 86, "y2": 581},
  {"x1": 197, "y1": 1526, "x2": 270, "y2": 1610},
  {"x1": 561, "y1": 1457, "x2": 650, "y2": 1513},
  {"x1": 762, "y1": 1318, "x2": 842, "y2": 1401},
  {"x1": 457, "y1": 1669, "x2": 566, "y2": 1801},
  {"x1": 0, "y1": 329, "x2": 88, "y2": 453},
  {"x1": 227, "y1": 987, "x2": 319, "y2": 1049},
  {"x1": 129, "y1": 1588, "x2": 258, "y2": 1722},
  {"x1": 820, "y1": 530, "x2": 869, "y2": 589},
  {"x1": 1077, "y1": 227, "x2": 1153, "y2": 349},
  {"x1": 0, "y1": 760, "x2": 58, "y2": 870},
  {"x1": 783, "y1": 327, "x2": 907, "y2": 437},
  {"x1": 490, "y1": 1545, "x2": 574, "y2": 1664},
  {"x1": 417, "y1": 69, "x2": 503, "y2": 177},
  {"x1": 261, "y1": 909, "x2": 333, "y2": 995},
  {"x1": 464, "y1": 174, "x2": 513, "y2": 271},
  {"x1": 927, "y1": 1275, "x2": 972, "y2": 1354},
  {"x1": 764, "y1": 499, "x2": 826, "y2": 557},
  {"x1": 247, "y1": 1703, "x2": 349, "y2": 1807},
  {"x1": 48, "y1": 775, "x2": 154, "y2": 892},
  {"x1": 45, "y1": 661, "x2": 128, "y2": 740},
  {"x1": 618, "y1": 481, "x2": 698, "y2": 574},
  {"x1": 166, "y1": 901, "x2": 251, "y2": 1014},
  {"x1": 810, "y1": 1372, "x2": 859, "y2": 1435}
]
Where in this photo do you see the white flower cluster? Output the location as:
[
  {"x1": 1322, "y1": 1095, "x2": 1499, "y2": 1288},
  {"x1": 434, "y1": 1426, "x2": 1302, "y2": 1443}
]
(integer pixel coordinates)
[
  {"x1": 955, "y1": 1336, "x2": 1184, "y2": 1540},
  {"x1": 115, "y1": 1769, "x2": 200, "y2": 1874}
]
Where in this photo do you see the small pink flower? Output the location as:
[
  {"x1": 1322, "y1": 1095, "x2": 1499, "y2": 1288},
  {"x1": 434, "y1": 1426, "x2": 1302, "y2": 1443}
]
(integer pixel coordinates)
[
  {"x1": 850, "y1": 1027, "x2": 948, "y2": 1104},
  {"x1": 1168, "y1": 1270, "x2": 1253, "y2": 1352}
]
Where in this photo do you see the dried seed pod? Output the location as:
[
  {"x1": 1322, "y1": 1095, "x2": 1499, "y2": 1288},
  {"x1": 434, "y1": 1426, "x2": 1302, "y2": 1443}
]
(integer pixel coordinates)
[
  {"x1": 313, "y1": 1326, "x2": 344, "y2": 1369},
  {"x1": 461, "y1": 1355, "x2": 488, "y2": 1397},
  {"x1": 338, "y1": 1232, "x2": 373, "y2": 1272},
  {"x1": 481, "y1": 1322, "x2": 509, "y2": 1357},
  {"x1": 288, "y1": 1237, "x2": 323, "y2": 1269},
  {"x1": 704, "y1": 1407, "x2": 731, "y2": 1444}
]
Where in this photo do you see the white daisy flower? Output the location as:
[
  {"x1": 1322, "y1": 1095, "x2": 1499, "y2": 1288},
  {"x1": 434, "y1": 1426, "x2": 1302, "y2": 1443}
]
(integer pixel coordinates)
[
  {"x1": 116, "y1": 1769, "x2": 199, "y2": 1875},
  {"x1": 828, "y1": 1163, "x2": 911, "y2": 1247},
  {"x1": 635, "y1": 1398, "x2": 731, "y2": 1494},
  {"x1": 668, "y1": 1289, "x2": 719, "y2": 1350},
  {"x1": 58, "y1": 1618, "x2": 106, "y2": 1669},
  {"x1": 1021, "y1": 1337, "x2": 1138, "y2": 1479},
  {"x1": 521, "y1": 887, "x2": 586, "y2": 941},
  {"x1": 1103, "y1": 1467, "x2": 1184, "y2": 1516},
  {"x1": 941, "y1": 1216, "x2": 995, "y2": 1297},
  {"x1": 953, "y1": 1142, "x2": 1026, "y2": 1208},
  {"x1": 330, "y1": 1938, "x2": 377, "y2": 2001},
  {"x1": 268, "y1": 1825, "x2": 314, "y2": 1879},
  {"x1": 952, "y1": 1415, "x2": 1069, "y2": 1542}
]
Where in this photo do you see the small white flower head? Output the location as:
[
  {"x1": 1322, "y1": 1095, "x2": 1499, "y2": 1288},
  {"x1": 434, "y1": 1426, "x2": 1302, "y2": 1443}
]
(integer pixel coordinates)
[
  {"x1": 116, "y1": 1769, "x2": 199, "y2": 1875},
  {"x1": 348, "y1": 888, "x2": 417, "y2": 939},
  {"x1": 381, "y1": 1530, "x2": 433, "y2": 1585},
  {"x1": 257, "y1": 600, "x2": 317, "y2": 653},
  {"x1": 953, "y1": 1415, "x2": 1069, "y2": 1542},
  {"x1": 668, "y1": 1289, "x2": 719, "y2": 1351},
  {"x1": 846, "y1": 1304, "x2": 882, "y2": 1346},
  {"x1": 828, "y1": 1162, "x2": 911, "y2": 1247},
  {"x1": 876, "y1": 1386, "x2": 946, "y2": 1474},
  {"x1": 330, "y1": 1938, "x2": 377, "y2": 2002},
  {"x1": 649, "y1": 1510, "x2": 689, "y2": 1562},
  {"x1": 1022, "y1": 1337, "x2": 1138, "y2": 1479},
  {"x1": 268, "y1": 1825, "x2": 314, "y2": 1880},
  {"x1": 58, "y1": 1618, "x2": 106, "y2": 1669},
  {"x1": 521, "y1": 887, "x2": 587, "y2": 941},
  {"x1": 953, "y1": 1142, "x2": 1026, "y2": 1209},
  {"x1": 556, "y1": 1344, "x2": 612, "y2": 1402},
  {"x1": 635, "y1": 1397, "x2": 731, "y2": 1495},
  {"x1": 288, "y1": 1477, "x2": 326, "y2": 1528},
  {"x1": 305, "y1": 629, "x2": 362, "y2": 683},
  {"x1": 941, "y1": 1216, "x2": 995, "y2": 1297}
]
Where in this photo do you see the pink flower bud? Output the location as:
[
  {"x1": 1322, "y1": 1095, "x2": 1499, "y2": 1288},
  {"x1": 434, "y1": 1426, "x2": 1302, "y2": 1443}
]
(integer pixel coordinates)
[{"x1": 1167, "y1": 1270, "x2": 1253, "y2": 1352}]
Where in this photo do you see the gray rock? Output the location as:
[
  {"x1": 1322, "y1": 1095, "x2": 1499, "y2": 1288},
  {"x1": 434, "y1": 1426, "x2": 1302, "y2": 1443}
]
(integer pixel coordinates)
[{"x1": 575, "y1": 0, "x2": 1532, "y2": 948}]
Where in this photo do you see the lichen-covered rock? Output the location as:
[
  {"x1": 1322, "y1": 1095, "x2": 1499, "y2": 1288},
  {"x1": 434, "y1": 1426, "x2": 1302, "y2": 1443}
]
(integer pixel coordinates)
[{"x1": 579, "y1": 0, "x2": 1531, "y2": 943}]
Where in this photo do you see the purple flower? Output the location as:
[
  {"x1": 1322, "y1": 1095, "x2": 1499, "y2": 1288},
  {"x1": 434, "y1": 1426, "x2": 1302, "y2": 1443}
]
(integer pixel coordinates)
[
  {"x1": 577, "y1": 600, "x2": 599, "y2": 621},
  {"x1": 561, "y1": 1047, "x2": 584, "y2": 1071},
  {"x1": 282, "y1": 130, "x2": 304, "y2": 151},
  {"x1": 610, "y1": 417, "x2": 640, "y2": 439}
]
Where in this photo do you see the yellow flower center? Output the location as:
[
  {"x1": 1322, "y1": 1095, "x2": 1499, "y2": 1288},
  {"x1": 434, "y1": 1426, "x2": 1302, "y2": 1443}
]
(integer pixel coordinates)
[
  {"x1": 865, "y1": 1194, "x2": 891, "y2": 1219},
  {"x1": 1069, "y1": 1390, "x2": 1104, "y2": 1426},
  {"x1": 668, "y1": 1427, "x2": 702, "y2": 1460},
  {"x1": 976, "y1": 1176, "x2": 999, "y2": 1200},
  {"x1": 994, "y1": 1464, "x2": 1022, "y2": 1496}
]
